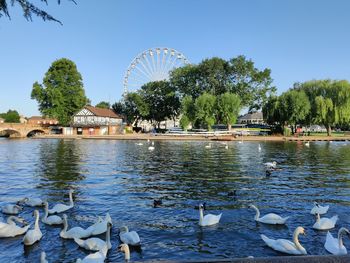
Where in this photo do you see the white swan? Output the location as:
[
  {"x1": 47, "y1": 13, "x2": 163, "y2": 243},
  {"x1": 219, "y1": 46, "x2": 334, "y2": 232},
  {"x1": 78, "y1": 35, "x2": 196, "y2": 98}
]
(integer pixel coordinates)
[
  {"x1": 42, "y1": 202, "x2": 63, "y2": 225},
  {"x1": 261, "y1": 226, "x2": 307, "y2": 255},
  {"x1": 135, "y1": 142, "x2": 143, "y2": 146},
  {"x1": 198, "y1": 203, "x2": 222, "y2": 227},
  {"x1": 40, "y1": 251, "x2": 48, "y2": 263},
  {"x1": 0, "y1": 216, "x2": 30, "y2": 237},
  {"x1": 258, "y1": 144, "x2": 262, "y2": 152},
  {"x1": 264, "y1": 161, "x2": 277, "y2": 169},
  {"x1": 76, "y1": 245, "x2": 108, "y2": 263},
  {"x1": 75, "y1": 222, "x2": 112, "y2": 251},
  {"x1": 1, "y1": 204, "x2": 22, "y2": 215},
  {"x1": 119, "y1": 243, "x2": 131, "y2": 262},
  {"x1": 249, "y1": 204, "x2": 289, "y2": 225},
  {"x1": 48, "y1": 189, "x2": 74, "y2": 214},
  {"x1": 60, "y1": 214, "x2": 92, "y2": 239},
  {"x1": 305, "y1": 141, "x2": 310, "y2": 147},
  {"x1": 205, "y1": 143, "x2": 212, "y2": 149},
  {"x1": 310, "y1": 202, "x2": 329, "y2": 215},
  {"x1": 148, "y1": 144, "x2": 155, "y2": 151},
  {"x1": 18, "y1": 197, "x2": 44, "y2": 207},
  {"x1": 23, "y1": 210, "x2": 42, "y2": 246},
  {"x1": 324, "y1": 227, "x2": 350, "y2": 255},
  {"x1": 87, "y1": 213, "x2": 113, "y2": 236},
  {"x1": 313, "y1": 213, "x2": 338, "y2": 230},
  {"x1": 120, "y1": 226, "x2": 141, "y2": 246}
]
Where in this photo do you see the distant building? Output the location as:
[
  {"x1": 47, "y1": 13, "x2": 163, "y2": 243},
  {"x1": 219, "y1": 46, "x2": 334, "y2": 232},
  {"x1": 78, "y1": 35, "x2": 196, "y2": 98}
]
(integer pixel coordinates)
[
  {"x1": 27, "y1": 116, "x2": 59, "y2": 126},
  {"x1": 238, "y1": 112, "x2": 264, "y2": 124},
  {"x1": 19, "y1": 115, "x2": 27, "y2": 124},
  {"x1": 0, "y1": 117, "x2": 4, "y2": 124},
  {"x1": 71, "y1": 106, "x2": 123, "y2": 135}
]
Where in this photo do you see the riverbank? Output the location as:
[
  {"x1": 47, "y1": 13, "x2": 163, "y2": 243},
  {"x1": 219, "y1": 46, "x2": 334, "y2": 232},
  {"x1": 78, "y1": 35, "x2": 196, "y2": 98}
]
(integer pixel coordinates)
[{"x1": 32, "y1": 134, "x2": 350, "y2": 142}]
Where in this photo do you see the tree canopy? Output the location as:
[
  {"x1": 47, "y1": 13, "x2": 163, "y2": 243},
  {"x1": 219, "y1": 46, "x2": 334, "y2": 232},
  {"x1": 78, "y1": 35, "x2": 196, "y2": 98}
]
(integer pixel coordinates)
[
  {"x1": 31, "y1": 58, "x2": 89, "y2": 126},
  {"x1": 0, "y1": 109, "x2": 20, "y2": 123},
  {"x1": 217, "y1": 92, "x2": 241, "y2": 130},
  {"x1": 0, "y1": 0, "x2": 77, "y2": 24},
  {"x1": 95, "y1": 101, "x2": 110, "y2": 109}
]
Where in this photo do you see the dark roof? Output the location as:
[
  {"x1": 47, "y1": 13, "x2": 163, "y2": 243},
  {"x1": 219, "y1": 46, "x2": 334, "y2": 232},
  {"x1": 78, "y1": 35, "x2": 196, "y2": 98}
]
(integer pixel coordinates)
[
  {"x1": 85, "y1": 106, "x2": 122, "y2": 118},
  {"x1": 238, "y1": 112, "x2": 263, "y2": 120}
]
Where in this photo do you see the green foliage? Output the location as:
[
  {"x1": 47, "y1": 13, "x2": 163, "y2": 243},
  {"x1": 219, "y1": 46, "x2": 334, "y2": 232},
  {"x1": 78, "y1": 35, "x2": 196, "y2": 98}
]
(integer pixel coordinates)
[
  {"x1": 170, "y1": 55, "x2": 275, "y2": 111},
  {"x1": 262, "y1": 95, "x2": 280, "y2": 125},
  {"x1": 194, "y1": 93, "x2": 217, "y2": 130},
  {"x1": 217, "y1": 93, "x2": 241, "y2": 130},
  {"x1": 0, "y1": 0, "x2": 76, "y2": 24},
  {"x1": 0, "y1": 109, "x2": 20, "y2": 123},
  {"x1": 31, "y1": 58, "x2": 89, "y2": 126},
  {"x1": 180, "y1": 96, "x2": 196, "y2": 123},
  {"x1": 139, "y1": 81, "x2": 180, "y2": 127},
  {"x1": 95, "y1": 101, "x2": 110, "y2": 109},
  {"x1": 179, "y1": 115, "x2": 190, "y2": 131}
]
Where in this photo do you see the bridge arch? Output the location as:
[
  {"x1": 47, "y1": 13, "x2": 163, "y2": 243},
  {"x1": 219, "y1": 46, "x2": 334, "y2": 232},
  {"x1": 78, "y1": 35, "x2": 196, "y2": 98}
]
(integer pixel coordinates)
[
  {"x1": 0, "y1": 128, "x2": 22, "y2": 138},
  {"x1": 26, "y1": 129, "x2": 46, "y2": 137}
]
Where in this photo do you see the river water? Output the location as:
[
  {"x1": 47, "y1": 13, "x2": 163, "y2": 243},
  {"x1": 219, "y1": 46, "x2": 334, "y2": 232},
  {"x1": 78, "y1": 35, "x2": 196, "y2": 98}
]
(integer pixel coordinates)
[{"x1": 0, "y1": 138, "x2": 350, "y2": 262}]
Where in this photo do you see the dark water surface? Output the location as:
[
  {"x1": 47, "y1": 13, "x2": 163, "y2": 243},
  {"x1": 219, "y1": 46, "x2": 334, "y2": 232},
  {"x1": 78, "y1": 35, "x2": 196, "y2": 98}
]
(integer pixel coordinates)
[{"x1": 1, "y1": 138, "x2": 350, "y2": 262}]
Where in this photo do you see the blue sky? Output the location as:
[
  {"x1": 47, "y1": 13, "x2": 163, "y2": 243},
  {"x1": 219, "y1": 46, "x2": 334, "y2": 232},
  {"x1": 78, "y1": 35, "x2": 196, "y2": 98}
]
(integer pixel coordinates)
[{"x1": 1, "y1": 0, "x2": 350, "y2": 116}]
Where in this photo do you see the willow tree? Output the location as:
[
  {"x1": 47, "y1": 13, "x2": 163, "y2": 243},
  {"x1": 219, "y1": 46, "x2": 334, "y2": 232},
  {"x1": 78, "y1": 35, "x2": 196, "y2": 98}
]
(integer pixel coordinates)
[
  {"x1": 179, "y1": 95, "x2": 196, "y2": 131},
  {"x1": 217, "y1": 93, "x2": 241, "y2": 130},
  {"x1": 31, "y1": 58, "x2": 89, "y2": 125},
  {"x1": 194, "y1": 93, "x2": 217, "y2": 131}
]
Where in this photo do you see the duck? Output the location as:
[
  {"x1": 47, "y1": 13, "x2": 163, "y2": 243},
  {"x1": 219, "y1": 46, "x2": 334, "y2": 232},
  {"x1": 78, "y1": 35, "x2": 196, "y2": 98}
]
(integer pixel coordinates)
[
  {"x1": 264, "y1": 161, "x2": 277, "y2": 169},
  {"x1": 76, "y1": 244, "x2": 108, "y2": 263},
  {"x1": 23, "y1": 210, "x2": 42, "y2": 246},
  {"x1": 249, "y1": 204, "x2": 289, "y2": 225},
  {"x1": 324, "y1": 227, "x2": 350, "y2": 255},
  {"x1": 205, "y1": 143, "x2": 212, "y2": 149},
  {"x1": 60, "y1": 214, "x2": 92, "y2": 239},
  {"x1": 153, "y1": 199, "x2": 162, "y2": 208},
  {"x1": 74, "y1": 222, "x2": 112, "y2": 251},
  {"x1": 310, "y1": 202, "x2": 329, "y2": 215},
  {"x1": 17, "y1": 197, "x2": 44, "y2": 207},
  {"x1": 227, "y1": 190, "x2": 236, "y2": 197},
  {"x1": 265, "y1": 170, "x2": 272, "y2": 177},
  {"x1": 1, "y1": 204, "x2": 23, "y2": 215},
  {"x1": 119, "y1": 243, "x2": 131, "y2": 262},
  {"x1": 42, "y1": 202, "x2": 63, "y2": 225},
  {"x1": 198, "y1": 203, "x2": 221, "y2": 227},
  {"x1": 0, "y1": 216, "x2": 30, "y2": 237},
  {"x1": 40, "y1": 252, "x2": 48, "y2": 263},
  {"x1": 261, "y1": 226, "x2": 307, "y2": 255},
  {"x1": 119, "y1": 226, "x2": 141, "y2": 246},
  {"x1": 48, "y1": 189, "x2": 74, "y2": 214},
  {"x1": 312, "y1": 213, "x2": 338, "y2": 230},
  {"x1": 87, "y1": 213, "x2": 113, "y2": 236}
]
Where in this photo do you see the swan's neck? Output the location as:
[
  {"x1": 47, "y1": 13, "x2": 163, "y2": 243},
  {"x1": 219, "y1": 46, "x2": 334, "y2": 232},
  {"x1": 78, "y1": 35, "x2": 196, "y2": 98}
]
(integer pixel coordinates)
[
  {"x1": 7, "y1": 216, "x2": 16, "y2": 225},
  {"x1": 199, "y1": 209, "x2": 204, "y2": 225},
  {"x1": 34, "y1": 212, "x2": 40, "y2": 230},
  {"x1": 124, "y1": 246, "x2": 130, "y2": 261},
  {"x1": 253, "y1": 206, "x2": 260, "y2": 220},
  {"x1": 106, "y1": 225, "x2": 111, "y2": 248},
  {"x1": 338, "y1": 229, "x2": 345, "y2": 248},
  {"x1": 316, "y1": 213, "x2": 320, "y2": 223},
  {"x1": 293, "y1": 230, "x2": 304, "y2": 251},
  {"x1": 44, "y1": 206, "x2": 48, "y2": 219},
  {"x1": 69, "y1": 192, "x2": 74, "y2": 206},
  {"x1": 62, "y1": 217, "x2": 68, "y2": 232}
]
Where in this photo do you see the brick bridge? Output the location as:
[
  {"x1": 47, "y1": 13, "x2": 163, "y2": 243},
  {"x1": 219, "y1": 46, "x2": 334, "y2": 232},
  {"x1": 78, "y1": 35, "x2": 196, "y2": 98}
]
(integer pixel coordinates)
[{"x1": 0, "y1": 123, "x2": 50, "y2": 138}]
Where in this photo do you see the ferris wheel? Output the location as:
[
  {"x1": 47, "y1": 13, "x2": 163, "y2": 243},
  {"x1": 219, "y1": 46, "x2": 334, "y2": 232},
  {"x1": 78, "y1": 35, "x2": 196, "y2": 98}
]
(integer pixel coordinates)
[{"x1": 123, "y1": 47, "x2": 190, "y2": 94}]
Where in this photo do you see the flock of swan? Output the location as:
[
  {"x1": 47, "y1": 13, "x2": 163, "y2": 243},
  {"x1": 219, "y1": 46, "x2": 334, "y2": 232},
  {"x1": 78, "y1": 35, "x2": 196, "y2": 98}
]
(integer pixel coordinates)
[
  {"x1": 0, "y1": 190, "x2": 138, "y2": 262},
  {"x1": 1, "y1": 140, "x2": 349, "y2": 261}
]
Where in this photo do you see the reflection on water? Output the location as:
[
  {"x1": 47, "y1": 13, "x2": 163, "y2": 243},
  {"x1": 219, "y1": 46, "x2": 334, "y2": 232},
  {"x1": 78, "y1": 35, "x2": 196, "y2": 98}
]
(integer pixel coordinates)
[{"x1": 0, "y1": 139, "x2": 350, "y2": 262}]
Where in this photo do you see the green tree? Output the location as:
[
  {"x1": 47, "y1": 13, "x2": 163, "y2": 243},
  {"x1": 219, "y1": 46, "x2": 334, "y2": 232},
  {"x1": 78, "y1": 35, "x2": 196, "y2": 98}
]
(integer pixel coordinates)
[
  {"x1": 0, "y1": 109, "x2": 20, "y2": 123},
  {"x1": 179, "y1": 95, "x2": 196, "y2": 130},
  {"x1": 179, "y1": 115, "x2": 190, "y2": 131},
  {"x1": 0, "y1": 0, "x2": 76, "y2": 24},
  {"x1": 31, "y1": 58, "x2": 89, "y2": 126},
  {"x1": 140, "y1": 81, "x2": 180, "y2": 128},
  {"x1": 279, "y1": 90, "x2": 310, "y2": 133},
  {"x1": 194, "y1": 92, "x2": 217, "y2": 130},
  {"x1": 217, "y1": 93, "x2": 241, "y2": 130},
  {"x1": 262, "y1": 95, "x2": 280, "y2": 125},
  {"x1": 95, "y1": 101, "x2": 110, "y2": 109},
  {"x1": 229, "y1": 55, "x2": 276, "y2": 111}
]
